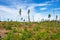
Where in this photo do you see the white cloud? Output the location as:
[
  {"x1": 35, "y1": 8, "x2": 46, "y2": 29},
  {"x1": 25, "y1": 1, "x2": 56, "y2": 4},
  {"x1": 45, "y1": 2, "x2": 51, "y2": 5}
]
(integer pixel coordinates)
[
  {"x1": 0, "y1": 6, "x2": 17, "y2": 13},
  {"x1": 40, "y1": 8, "x2": 47, "y2": 10},
  {"x1": 0, "y1": 5, "x2": 19, "y2": 21},
  {"x1": 28, "y1": 3, "x2": 51, "y2": 9}
]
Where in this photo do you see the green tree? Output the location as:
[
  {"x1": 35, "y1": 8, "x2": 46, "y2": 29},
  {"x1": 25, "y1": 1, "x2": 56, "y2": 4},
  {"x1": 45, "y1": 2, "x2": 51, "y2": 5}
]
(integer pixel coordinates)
[{"x1": 48, "y1": 14, "x2": 51, "y2": 21}]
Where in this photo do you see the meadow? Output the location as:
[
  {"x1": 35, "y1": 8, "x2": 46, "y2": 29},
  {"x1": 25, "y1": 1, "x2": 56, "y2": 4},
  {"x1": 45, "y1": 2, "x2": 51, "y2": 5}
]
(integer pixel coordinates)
[{"x1": 0, "y1": 21, "x2": 60, "y2": 40}]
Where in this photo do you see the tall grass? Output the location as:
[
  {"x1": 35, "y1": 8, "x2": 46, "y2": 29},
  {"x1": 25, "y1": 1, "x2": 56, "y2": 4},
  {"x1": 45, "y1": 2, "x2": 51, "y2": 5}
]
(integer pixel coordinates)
[{"x1": 0, "y1": 21, "x2": 60, "y2": 40}]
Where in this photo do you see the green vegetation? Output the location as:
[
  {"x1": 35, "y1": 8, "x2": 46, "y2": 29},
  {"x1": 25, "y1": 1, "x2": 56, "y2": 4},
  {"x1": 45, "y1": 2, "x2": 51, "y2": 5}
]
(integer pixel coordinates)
[{"x1": 0, "y1": 21, "x2": 60, "y2": 40}]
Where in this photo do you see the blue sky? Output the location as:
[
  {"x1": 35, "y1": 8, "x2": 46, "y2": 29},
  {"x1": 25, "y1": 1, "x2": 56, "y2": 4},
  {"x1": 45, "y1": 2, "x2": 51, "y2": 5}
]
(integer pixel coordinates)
[{"x1": 0, "y1": 0, "x2": 60, "y2": 22}]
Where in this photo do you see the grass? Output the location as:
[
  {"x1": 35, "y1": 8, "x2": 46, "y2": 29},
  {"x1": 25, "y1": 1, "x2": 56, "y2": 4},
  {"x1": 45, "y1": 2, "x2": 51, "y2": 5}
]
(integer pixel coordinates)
[{"x1": 0, "y1": 21, "x2": 60, "y2": 40}]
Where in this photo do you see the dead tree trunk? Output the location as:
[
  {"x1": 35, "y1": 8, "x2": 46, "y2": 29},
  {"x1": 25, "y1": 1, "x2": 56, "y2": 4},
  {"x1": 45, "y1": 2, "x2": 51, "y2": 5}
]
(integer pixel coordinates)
[{"x1": 28, "y1": 9, "x2": 30, "y2": 22}]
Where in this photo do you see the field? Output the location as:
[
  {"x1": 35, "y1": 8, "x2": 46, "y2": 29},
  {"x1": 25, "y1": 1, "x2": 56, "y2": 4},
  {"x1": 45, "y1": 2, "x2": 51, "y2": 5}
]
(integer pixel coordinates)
[{"x1": 0, "y1": 21, "x2": 60, "y2": 40}]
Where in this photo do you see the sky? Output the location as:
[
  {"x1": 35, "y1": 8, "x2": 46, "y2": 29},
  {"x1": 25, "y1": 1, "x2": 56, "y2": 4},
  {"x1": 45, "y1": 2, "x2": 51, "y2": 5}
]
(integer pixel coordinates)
[{"x1": 0, "y1": 0, "x2": 60, "y2": 22}]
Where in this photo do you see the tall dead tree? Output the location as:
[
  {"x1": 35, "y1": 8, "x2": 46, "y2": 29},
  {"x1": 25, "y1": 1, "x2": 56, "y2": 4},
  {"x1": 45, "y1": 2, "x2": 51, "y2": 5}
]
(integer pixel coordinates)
[
  {"x1": 19, "y1": 9, "x2": 22, "y2": 22},
  {"x1": 28, "y1": 9, "x2": 30, "y2": 22},
  {"x1": 56, "y1": 15, "x2": 58, "y2": 21}
]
